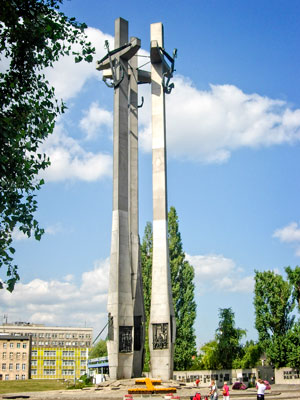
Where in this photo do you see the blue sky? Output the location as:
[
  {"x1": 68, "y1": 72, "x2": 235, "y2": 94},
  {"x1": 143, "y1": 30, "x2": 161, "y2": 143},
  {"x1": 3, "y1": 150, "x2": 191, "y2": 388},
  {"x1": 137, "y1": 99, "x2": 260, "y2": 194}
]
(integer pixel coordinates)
[{"x1": 1, "y1": 0, "x2": 300, "y2": 348}]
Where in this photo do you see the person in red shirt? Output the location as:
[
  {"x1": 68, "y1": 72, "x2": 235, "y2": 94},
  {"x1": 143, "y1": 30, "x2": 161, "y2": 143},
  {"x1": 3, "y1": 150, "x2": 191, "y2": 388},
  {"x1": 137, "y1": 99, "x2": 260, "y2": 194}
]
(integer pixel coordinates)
[{"x1": 222, "y1": 382, "x2": 229, "y2": 400}]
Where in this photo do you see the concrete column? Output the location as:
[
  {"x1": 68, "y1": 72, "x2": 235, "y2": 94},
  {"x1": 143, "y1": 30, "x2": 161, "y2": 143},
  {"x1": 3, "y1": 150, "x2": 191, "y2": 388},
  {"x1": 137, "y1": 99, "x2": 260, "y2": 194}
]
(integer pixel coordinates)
[
  {"x1": 107, "y1": 17, "x2": 133, "y2": 379},
  {"x1": 129, "y1": 49, "x2": 145, "y2": 377},
  {"x1": 149, "y1": 22, "x2": 175, "y2": 380}
]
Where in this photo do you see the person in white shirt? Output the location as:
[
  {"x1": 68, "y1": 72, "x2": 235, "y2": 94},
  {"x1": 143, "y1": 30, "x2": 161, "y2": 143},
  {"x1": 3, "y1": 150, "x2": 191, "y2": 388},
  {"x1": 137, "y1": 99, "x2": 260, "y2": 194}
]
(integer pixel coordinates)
[{"x1": 256, "y1": 379, "x2": 267, "y2": 400}]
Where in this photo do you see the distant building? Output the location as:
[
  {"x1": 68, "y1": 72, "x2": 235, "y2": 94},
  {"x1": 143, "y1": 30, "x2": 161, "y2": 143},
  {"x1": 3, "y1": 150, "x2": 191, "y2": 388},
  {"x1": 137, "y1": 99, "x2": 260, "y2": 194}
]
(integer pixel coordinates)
[
  {"x1": 0, "y1": 323, "x2": 93, "y2": 380},
  {"x1": 0, "y1": 334, "x2": 31, "y2": 381}
]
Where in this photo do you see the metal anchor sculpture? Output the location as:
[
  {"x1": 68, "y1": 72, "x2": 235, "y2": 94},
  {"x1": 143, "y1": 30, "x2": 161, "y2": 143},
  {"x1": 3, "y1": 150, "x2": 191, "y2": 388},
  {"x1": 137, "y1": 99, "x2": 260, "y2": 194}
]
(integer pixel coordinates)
[
  {"x1": 96, "y1": 37, "x2": 141, "y2": 87},
  {"x1": 150, "y1": 41, "x2": 177, "y2": 94}
]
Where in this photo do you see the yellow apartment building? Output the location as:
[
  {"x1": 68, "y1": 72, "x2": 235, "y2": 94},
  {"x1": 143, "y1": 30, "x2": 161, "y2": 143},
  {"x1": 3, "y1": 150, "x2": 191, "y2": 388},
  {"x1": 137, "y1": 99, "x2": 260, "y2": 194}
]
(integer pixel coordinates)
[{"x1": 0, "y1": 323, "x2": 92, "y2": 380}]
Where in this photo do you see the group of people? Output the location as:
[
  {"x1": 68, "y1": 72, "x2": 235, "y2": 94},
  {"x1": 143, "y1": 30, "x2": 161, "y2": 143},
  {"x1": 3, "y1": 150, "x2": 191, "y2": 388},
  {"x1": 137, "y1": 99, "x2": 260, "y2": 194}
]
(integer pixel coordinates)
[{"x1": 193, "y1": 378, "x2": 268, "y2": 400}]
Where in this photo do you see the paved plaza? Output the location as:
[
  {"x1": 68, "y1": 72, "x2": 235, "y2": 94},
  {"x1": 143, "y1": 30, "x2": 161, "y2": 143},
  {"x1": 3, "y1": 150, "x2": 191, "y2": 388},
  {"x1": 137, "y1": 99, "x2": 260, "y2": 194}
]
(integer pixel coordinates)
[{"x1": 1, "y1": 381, "x2": 300, "y2": 400}]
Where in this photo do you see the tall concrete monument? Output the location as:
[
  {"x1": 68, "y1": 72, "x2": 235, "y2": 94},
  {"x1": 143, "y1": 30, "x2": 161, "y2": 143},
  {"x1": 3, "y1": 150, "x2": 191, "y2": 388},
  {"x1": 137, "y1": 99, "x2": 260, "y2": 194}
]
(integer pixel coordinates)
[
  {"x1": 97, "y1": 18, "x2": 145, "y2": 379},
  {"x1": 149, "y1": 22, "x2": 176, "y2": 380},
  {"x1": 97, "y1": 18, "x2": 176, "y2": 380}
]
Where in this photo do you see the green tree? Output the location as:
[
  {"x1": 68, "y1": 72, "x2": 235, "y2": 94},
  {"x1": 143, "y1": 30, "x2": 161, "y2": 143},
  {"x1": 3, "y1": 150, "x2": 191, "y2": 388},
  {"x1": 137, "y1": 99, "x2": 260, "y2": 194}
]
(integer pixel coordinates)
[
  {"x1": 285, "y1": 265, "x2": 300, "y2": 311},
  {"x1": 141, "y1": 221, "x2": 153, "y2": 371},
  {"x1": 141, "y1": 206, "x2": 197, "y2": 371},
  {"x1": 232, "y1": 340, "x2": 262, "y2": 369},
  {"x1": 215, "y1": 307, "x2": 246, "y2": 369},
  {"x1": 254, "y1": 270, "x2": 295, "y2": 367},
  {"x1": 198, "y1": 340, "x2": 220, "y2": 370},
  {"x1": 285, "y1": 321, "x2": 300, "y2": 368},
  {"x1": 168, "y1": 206, "x2": 197, "y2": 370},
  {"x1": 88, "y1": 339, "x2": 108, "y2": 359},
  {"x1": 0, "y1": 0, "x2": 94, "y2": 291}
]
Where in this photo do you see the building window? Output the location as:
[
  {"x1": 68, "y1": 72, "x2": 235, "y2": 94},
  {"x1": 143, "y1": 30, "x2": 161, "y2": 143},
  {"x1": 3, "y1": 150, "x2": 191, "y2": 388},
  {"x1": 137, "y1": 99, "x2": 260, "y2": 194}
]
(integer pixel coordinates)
[
  {"x1": 21, "y1": 374, "x2": 26, "y2": 380},
  {"x1": 22, "y1": 343, "x2": 27, "y2": 349},
  {"x1": 80, "y1": 360, "x2": 86, "y2": 366},
  {"x1": 2, "y1": 363, "x2": 6, "y2": 370},
  {"x1": 62, "y1": 370, "x2": 74, "y2": 375},
  {"x1": 5, "y1": 374, "x2": 9, "y2": 380},
  {"x1": 9, "y1": 363, "x2": 13, "y2": 370},
  {"x1": 45, "y1": 333, "x2": 51, "y2": 338},
  {"x1": 62, "y1": 360, "x2": 74, "y2": 366},
  {"x1": 32, "y1": 351, "x2": 37, "y2": 357},
  {"x1": 38, "y1": 341, "x2": 43, "y2": 345},
  {"x1": 44, "y1": 369, "x2": 56, "y2": 375},
  {"x1": 16, "y1": 363, "x2": 20, "y2": 370},
  {"x1": 16, "y1": 352, "x2": 21, "y2": 359},
  {"x1": 80, "y1": 369, "x2": 86, "y2": 375},
  {"x1": 22, "y1": 364, "x2": 26, "y2": 370},
  {"x1": 44, "y1": 360, "x2": 56, "y2": 366},
  {"x1": 62, "y1": 351, "x2": 74, "y2": 357},
  {"x1": 52, "y1": 334, "x2": 57, "y2": 338},
  {"x1": 31, "y1": 369, "x2": 37, "y2": 375},
  {"x1": 31, "y1": 360, "x2": 37, "y2": 366},
  {"x1": 39, "y1": 333, "x2": 44, "y2": 338},
  {"x1": 3, "y1": 343, "x2": 7, "y2": 348},
  {"x1": 9, "y1": 352, "x2": 13, "y2": 359},
  {"x1": 65, "y1": 334, "x2": 71, "y2": 339},
  {"x1": 44, "y1": 351, "x2": 56, "y2": 357},
  {"x1": 17, "y1": 343, "x2": 21, "y2": 348},
  {"x1": 22, "y1": 352, "x2": 26, "y2": 359},
  {"x1": 2, "y1": 352, "x2": 6, "y2": 359},
  {"x1": 16, "y1": 374, "x2": 19, "y2": 380},
  {"x1": 10, "y1": 343, "x2": 14, "y2": 348}
]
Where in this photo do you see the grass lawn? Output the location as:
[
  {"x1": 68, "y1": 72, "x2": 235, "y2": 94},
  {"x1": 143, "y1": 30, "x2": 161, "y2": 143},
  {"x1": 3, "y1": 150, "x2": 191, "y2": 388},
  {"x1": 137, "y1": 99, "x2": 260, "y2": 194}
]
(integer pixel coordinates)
[{"x1": 0, "y1": 379, "x2": 69, "y2": 394}]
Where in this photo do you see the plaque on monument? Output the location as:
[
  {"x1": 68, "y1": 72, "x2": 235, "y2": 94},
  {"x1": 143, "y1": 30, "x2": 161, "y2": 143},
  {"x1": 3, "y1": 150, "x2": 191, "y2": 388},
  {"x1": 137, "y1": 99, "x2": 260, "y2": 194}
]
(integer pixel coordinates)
[
  {"x1": 153, "y1": 323, "x2": 168, "y2": 349},
  {"x1": 119, "y1": 326, "x2": 132, "y2": 353},
  {"x1": 134, "y1": 316, "x2": 142, "y2": 351}
]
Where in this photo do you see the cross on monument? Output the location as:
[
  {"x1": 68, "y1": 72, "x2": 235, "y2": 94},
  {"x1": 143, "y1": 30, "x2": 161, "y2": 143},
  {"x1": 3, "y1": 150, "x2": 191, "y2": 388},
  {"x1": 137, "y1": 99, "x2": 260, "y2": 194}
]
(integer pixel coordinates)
[{"x1": 97, "y1": 18, "x2": 177, "y2": 380}]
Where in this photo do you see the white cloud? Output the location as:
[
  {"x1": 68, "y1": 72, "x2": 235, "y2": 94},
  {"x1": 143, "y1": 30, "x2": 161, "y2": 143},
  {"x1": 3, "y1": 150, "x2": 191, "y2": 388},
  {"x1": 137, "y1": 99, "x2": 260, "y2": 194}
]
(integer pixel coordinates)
[
  {"x1": 0, "y1": 258, "x2": 110, "y2": 338},
  {"x1": 79, "y1": 102, "x2": 113, "y2": 140},
  {"x1": 186, "y1": 253, "x2": 254, "y2": 293},
  {"x1": 273, "y1": 222, "x2": 300, "y2": 256},
  {"x1": 45, "y1": 27, "x2": 114, "y2": 101},
  {"x1": 40, "y1": 123, "x2": 112, "y2": 182},
  {"x1": 273, "y1": 222, "x2": 300, "y2": 243},
  {"x1": 11, "y1": 222, "x2": 64, "y2": 241},
  {"x1": 140, "y1": 78, "x2": 300, "y2": 163}
]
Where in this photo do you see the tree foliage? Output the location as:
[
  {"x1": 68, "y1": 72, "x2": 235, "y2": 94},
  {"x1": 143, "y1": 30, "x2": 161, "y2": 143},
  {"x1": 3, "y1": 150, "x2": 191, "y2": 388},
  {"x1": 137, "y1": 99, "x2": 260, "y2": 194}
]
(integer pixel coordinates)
[
  {"x1": 141, "y1": 206, "x2": 197, "y2": 371},
  {"x1": 285, "y1": 265, "x2": 300, "y2": 311},
  {"x1": 253, "y1": 270, "x2": 295, "y2": 367},
  {"x1": 88, "y1": 339, "x2": 107, "y2": 359},
  {"x1": 232, "y1": 340, "x2": 262, "y2": 369},
  {"x1": 140, "y1": 221, "x2": 153, "y2": 371},
  {"x1": 198, "y1": 340, "x2": 220, "y2": 370},
  {"x1": 168, "y1": 206, "x2": 197, "y2": 370},
  {"x1": 0, "y1": 0, "x2": 94, "y2": 290},
  {"x1": 215, "y1": 307, "x2": 246, "y2": 369}
]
